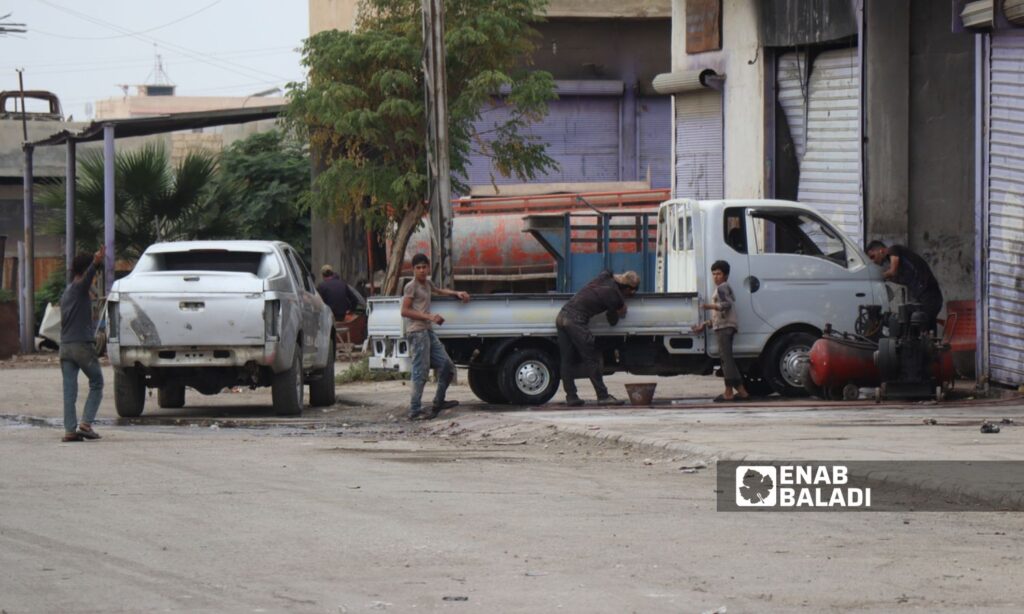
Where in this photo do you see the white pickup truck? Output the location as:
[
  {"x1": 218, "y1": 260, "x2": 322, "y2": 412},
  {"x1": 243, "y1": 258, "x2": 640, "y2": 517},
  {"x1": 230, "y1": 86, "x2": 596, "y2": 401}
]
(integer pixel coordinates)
[
  {"x1": 367, "y1": 199, "x2": 886, "y2": 404},
  {"x1": 107, "y1": 240, "x2": 335, "y2": 417}
]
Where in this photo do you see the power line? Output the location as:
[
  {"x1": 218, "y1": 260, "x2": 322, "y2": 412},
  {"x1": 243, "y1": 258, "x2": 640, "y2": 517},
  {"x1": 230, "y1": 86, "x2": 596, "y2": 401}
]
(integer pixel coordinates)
[
  {"x1": 29, "y1": 0, "x2": 222, "y2": 40},
  {"x1": 36, "y1": 0, "x2": 293, "y2": 83}
]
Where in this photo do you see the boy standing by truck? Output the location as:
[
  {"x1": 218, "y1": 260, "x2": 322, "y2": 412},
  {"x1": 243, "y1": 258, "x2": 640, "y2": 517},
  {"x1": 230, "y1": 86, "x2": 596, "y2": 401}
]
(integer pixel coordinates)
[
  {"x1": 693, "y1": 260, "x2": 751, "y2": 402},
  {"x1": 400, "y1": 253, "x2": 471, "y2": 420}
]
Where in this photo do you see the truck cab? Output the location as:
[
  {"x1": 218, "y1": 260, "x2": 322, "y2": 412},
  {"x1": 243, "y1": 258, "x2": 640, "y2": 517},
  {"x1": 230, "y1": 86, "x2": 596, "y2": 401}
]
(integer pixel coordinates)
[{"x1": 657, "y1": 199, "x2": 885, "y2": 394}]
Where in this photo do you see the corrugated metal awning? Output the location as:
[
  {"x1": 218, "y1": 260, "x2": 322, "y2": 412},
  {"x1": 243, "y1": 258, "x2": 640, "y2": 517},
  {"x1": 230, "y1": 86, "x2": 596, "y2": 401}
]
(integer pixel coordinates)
[{"x1": 28, "y1": 103, "x2": 286, "y2": 147}]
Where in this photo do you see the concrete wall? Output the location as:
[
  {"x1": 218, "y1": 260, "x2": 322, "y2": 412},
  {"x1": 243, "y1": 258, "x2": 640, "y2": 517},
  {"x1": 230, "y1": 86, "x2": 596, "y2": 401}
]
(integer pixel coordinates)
[
  {"x1": 864, "y1": 0, "x2": 909, "y2": 245},
  {"x1": 669, "y1": 0, "x2": 765, "y2": 198},
  {"x1": 94, "y1": 95, "x2": 287, "y2": 120},
  {"x1": 907, "y1": 0, "x2": 975, "y2": 303},
  {"x1": 310, "y1": 0, "x2": 357, "y2": 34},
  {"x1": 532, "y1": 19, "x2": 671, "y2": 88},
  {"x1": 547, "y1": 0, "x2": 670, "y2": 19}
]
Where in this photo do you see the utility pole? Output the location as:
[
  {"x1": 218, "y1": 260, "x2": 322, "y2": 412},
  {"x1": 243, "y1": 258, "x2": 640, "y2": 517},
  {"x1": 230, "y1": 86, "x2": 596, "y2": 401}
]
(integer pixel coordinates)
[{"x1": 421, "y1": 0, "x2": 453, "y2": 287}]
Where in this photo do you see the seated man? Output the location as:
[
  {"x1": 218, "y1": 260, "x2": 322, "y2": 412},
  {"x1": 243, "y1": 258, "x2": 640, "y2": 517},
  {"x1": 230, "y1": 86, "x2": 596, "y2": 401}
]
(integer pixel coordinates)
[{"x1": 317, "y1": 264, "x2": 362, "y2": 322}]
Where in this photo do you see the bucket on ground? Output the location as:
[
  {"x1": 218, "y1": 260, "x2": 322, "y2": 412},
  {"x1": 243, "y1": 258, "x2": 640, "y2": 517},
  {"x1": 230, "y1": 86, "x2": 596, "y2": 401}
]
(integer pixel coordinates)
[{"x1": 624, "y1": 383, "x2": 657, "y2": 406}]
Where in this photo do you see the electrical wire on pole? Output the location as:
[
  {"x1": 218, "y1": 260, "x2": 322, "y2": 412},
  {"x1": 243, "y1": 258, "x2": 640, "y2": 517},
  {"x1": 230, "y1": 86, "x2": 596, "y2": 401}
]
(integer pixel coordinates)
[{"x1": 421, "y1": 0, "x2": 453, "y2": 288}]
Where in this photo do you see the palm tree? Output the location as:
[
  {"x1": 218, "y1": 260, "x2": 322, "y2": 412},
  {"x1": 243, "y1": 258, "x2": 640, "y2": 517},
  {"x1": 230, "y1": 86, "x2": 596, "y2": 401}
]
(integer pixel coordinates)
[{"x1": 41, "y1": 142, "x2": 240, "y2": 260}]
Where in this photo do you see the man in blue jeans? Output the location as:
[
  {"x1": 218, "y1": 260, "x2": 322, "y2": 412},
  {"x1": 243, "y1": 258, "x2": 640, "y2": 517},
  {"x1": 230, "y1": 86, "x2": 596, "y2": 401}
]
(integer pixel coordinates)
[
  {"x1": 60, "y1": 245, "x2": 105, "y2": 442},
  {"x1": 400, "y1": 253, "x2": 470, "y2": 420}
]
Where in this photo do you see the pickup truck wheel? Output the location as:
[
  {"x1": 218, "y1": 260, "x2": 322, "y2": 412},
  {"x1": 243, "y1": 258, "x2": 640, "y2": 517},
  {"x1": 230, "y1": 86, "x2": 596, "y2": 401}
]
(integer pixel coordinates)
[
  {"x1": 114, "y1": 368, "x2": 146, "y2": 417},
  {"x1": 157, "y1": 384, "x2": 186, "y2": 409},
  {"x1": 468, "y1": 368, "x2": 507, "y2": 404},
  {"x1": 497, "y1": 348, "x2": 559, "y2": 406},
  {"x1": 273, "y1": 348, "x2": 304, "y2": 416},
  {"x1": 764, "y1": 332, "x2": 817, "y2": 397},
  {"x1": 309, "y1": 338, "x2": 336, "y2": 407}
]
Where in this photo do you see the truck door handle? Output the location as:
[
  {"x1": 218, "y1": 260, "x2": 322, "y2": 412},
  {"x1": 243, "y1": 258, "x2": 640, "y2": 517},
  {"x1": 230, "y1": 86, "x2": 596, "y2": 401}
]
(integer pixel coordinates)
[
  {"x1": 856, "y1": 292, "x2": 866, "y2": 297},
  {"x1": 747, "y1": 276, "x2": 760, "y2": 293}
]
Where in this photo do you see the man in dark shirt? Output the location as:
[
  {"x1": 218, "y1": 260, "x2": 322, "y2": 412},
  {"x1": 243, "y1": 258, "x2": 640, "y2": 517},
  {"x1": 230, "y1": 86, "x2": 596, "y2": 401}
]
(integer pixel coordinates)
[
  {"x1": 59, "y1": 246, "x2": 105, "y2": 442},
  {"x1": 556, "y1": 270, "x2": 639, "y2": 406},
  {"x1": 866, "y1": 240, "x2": 944, "y2": 329},
  {"x1": 317, "y1": 264, "x2": 362, "y2": 322}
]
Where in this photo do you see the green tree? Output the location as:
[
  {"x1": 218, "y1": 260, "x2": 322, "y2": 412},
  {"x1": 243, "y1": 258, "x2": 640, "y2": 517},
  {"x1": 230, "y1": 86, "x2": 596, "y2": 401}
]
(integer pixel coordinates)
[
  {"x1": 286, "y1": 0, "x2": 557, "y2": 294},
  {"x1": 215, "y1": 129, "x2": 312, "y2": 259},
  {"x1": 40, "y1": 142, "x2": 238, "y2": 261}
]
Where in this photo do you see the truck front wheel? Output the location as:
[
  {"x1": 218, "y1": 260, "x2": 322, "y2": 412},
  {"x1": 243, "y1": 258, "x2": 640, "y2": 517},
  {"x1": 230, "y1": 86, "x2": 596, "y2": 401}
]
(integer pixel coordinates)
[
  {"x1": 468, "y1": 368, "x2": 507, "y2": 404},
  {"x1": 764, "y1": 332, "x2": 817, "y2": 397},
  {"x1": 497, "y1": 348, "x2": 559, "y2": 406},
  {"x1": 114, "y1": 368, "x2": 146, "y2": 417},
  {"x1": 273, "y1": 347, "x2": 304, "y2": 416}
]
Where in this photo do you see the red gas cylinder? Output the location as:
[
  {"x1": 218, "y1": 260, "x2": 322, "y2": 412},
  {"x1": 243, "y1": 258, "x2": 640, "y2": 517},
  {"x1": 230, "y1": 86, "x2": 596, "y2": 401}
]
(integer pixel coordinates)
[{"x1": 808, "y1": 335, "x2": 880, "y2": 389}]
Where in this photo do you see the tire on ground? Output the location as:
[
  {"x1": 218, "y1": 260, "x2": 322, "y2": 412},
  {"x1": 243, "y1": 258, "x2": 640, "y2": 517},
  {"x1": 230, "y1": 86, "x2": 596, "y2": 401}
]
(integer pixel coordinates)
[
  {"x1": 157, "y1": 384, "x2": 186, "y2": 408},
  {"x1": 272, "y1": 346, "x2": 304, "y2": 416},
  {"x1": 764, "y1": 331, "x2": 818, "y2": 397},
  {"x1": 468, "y1": 368, "x2": 508, "y2": 404},
  {"x1": 309, "y1": 337, "x2": 337, "y2": 407},
  {"x1": 497, "y1": 348, "x2": 560, "y2": 406},
  {"x1": 114, "y1": 368, "x2": 146, "y2": 417}
]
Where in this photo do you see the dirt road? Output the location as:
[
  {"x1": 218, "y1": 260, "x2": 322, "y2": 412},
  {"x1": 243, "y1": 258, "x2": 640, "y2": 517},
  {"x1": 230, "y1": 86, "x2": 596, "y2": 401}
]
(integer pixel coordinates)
[{"x1": 3, "y1": 362, "x2": 1024, "y2": 612}]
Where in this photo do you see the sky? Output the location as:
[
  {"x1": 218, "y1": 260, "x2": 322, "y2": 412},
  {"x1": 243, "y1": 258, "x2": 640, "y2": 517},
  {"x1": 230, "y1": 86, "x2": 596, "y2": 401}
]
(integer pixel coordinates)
[{"x1": 0, "y1": 0, "x2": 309, "y2": 121}]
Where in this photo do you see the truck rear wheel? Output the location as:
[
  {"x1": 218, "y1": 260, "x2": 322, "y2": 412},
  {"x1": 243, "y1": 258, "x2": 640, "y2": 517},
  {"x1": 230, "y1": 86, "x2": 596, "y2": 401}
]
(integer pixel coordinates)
[
  {"x1": 309, "y1": 338, "x2": 336, "y2": 407},
  {"x1": 273, "y1": 347, "x2": 304, "y2": 416},
  {"x1": 764, "y1": 332, "x2": 817, "y2": 397},
  {"x1": 114, "y1": 368, "x2": 146, "y2": 417},
  {"x1": 497, "y1": 348, "x2": 559, "y2": 406},
  {"x1": 157, "y1": 384, "x2": 185, "y2": 409},
  {"x1": 468, "y1": 368, "x2": 507, "y2": 404}
]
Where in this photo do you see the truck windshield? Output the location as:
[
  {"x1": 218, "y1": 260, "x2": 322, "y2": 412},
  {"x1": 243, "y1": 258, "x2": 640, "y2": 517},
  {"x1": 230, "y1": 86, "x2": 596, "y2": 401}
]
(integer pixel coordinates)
[{"x1": 750, "y1": 212, "x2": 848, "y2": 266}]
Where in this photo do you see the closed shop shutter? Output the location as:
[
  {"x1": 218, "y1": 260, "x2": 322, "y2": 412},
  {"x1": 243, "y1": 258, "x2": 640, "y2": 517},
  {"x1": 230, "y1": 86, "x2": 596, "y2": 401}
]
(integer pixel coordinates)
[
  {"x1": 465, "y1": 96, "x2": 620, "y2": 188},
  {"x1": 673, "y1": 89, "x2": 723, "y2": 199},
  {"x1": 986, "y1": 32, "x2": 1024, "y2": 386},
  {"x1": 795, "y1": 47, "x2": 862, "y2": 244},
  {"x1": 638, "y1": 96, "x2": 672, "y2": 189},
  {"x1": 777, "y1": 51, "x2": 809, "y2": 161}
]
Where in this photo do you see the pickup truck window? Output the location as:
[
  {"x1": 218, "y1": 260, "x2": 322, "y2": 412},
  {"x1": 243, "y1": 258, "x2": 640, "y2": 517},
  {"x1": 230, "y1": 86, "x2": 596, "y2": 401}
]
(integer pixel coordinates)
[
  {"x1": 155, "y1": 251, "x2": 267, "y2": 275},
  {"x1": 284, "y1": 249, "x2": 314, "y2": 293},
  {"x1": 750, "y1": 212, "x2": 848, "y2": 267}
]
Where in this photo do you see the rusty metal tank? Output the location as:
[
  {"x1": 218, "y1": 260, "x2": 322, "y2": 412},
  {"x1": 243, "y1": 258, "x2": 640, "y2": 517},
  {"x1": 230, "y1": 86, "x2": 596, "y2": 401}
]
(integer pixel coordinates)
[{"x1": 400, "y1": 189, "x2": 669, "y2": 278}]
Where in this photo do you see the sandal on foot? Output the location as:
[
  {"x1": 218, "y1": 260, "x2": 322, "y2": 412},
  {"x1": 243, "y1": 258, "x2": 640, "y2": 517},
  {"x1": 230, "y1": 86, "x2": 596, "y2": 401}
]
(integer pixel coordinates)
[
  {"x1": 712, "y1": 394, "x2": 733, "y2": 403},
  {"x1": 76, "y1": 425, "x2": 102, "y2": 440},
  {"x1": 62, "y1": 433, "x2": 84, "y2": 442}
]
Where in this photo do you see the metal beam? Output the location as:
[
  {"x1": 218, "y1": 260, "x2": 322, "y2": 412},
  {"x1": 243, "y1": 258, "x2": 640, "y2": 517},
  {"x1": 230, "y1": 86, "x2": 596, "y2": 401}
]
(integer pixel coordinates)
[
  {"x1": 103, "y1": 124, "x2": 115, "y2": 294},
  {"x1": 66, "y1": 139, "x2": 76, "y2": 284},
  {"x1": 20, "y1": 144, "x2": 34, "y2": 353}
]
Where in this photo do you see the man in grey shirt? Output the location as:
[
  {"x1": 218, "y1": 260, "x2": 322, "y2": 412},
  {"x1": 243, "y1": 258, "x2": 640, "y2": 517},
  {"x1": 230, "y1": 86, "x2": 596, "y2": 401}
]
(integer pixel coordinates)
[{"x1": 59, "y1": 246, "x2": 105, "y2": 442}]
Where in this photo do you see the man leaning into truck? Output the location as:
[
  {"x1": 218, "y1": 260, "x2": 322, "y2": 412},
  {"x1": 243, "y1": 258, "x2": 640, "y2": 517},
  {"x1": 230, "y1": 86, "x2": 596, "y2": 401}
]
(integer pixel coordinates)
[
  {"x1": 400, "y1": 253, "x2": 471, "y2": 420},
  {"x1": 865, "y1": 240, "x2": 944, "y2": 330},
  {"x1": 556, "y1": 270, "x2": 639, "y2": 406}
]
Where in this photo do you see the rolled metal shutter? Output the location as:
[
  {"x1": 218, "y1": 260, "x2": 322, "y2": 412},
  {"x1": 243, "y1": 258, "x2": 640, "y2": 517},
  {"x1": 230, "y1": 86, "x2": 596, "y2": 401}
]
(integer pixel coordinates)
[
  {"x1": 986, "y1": 32, "x2": 1024, "y2": 386},
  {"x1": 638, "y1": 96, "x2": 671, "y2": 189},
  {"x1": 673, "y1": 89, "x2": 723, "y2": 199},
  {"x1": 465, "y1": 96, "x2": 620, "y2": 187},
  {"x1": 777, "y1": 51, "x2": 808, "y2": 162},
  {"x1": 796, "y1": 47, "x2": 862, "y2": 244}
]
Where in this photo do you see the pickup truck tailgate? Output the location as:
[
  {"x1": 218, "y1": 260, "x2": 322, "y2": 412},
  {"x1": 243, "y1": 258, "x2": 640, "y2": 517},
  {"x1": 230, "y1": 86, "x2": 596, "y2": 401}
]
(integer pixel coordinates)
[{"x1": 115, "y1": 272, "x2": 267, "y2": 347}]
